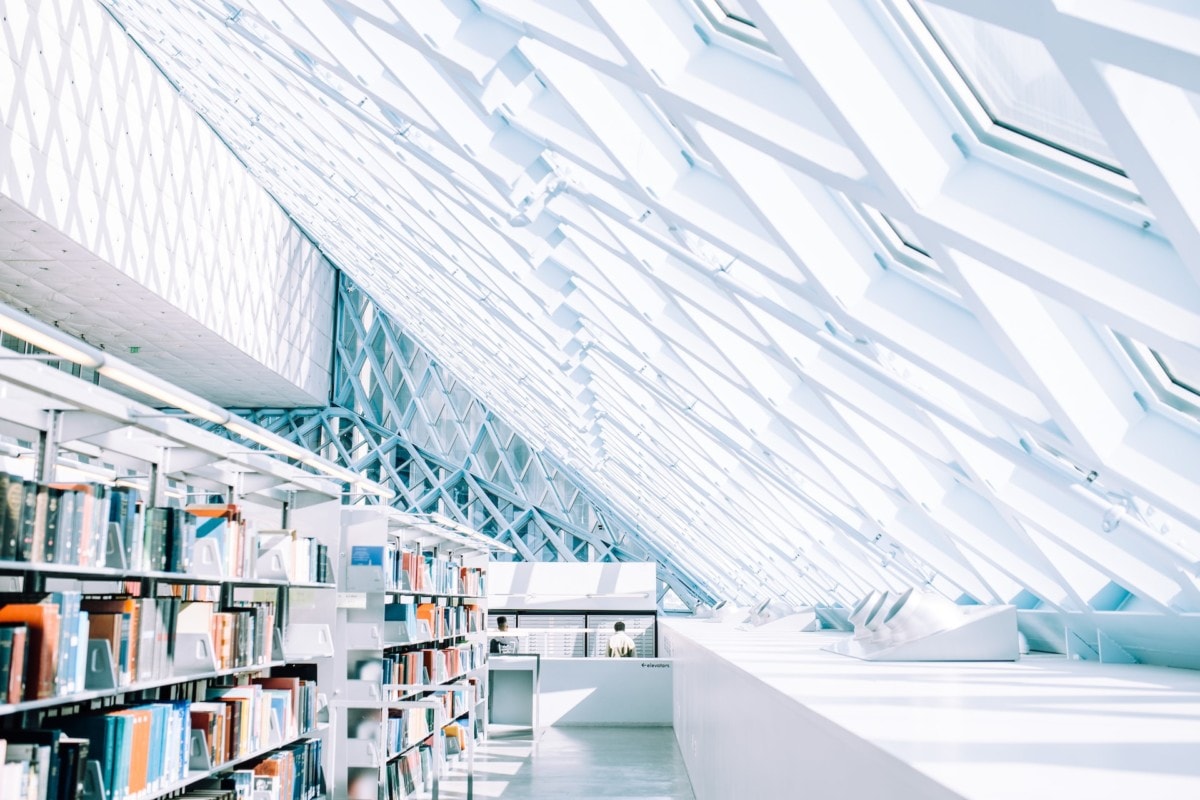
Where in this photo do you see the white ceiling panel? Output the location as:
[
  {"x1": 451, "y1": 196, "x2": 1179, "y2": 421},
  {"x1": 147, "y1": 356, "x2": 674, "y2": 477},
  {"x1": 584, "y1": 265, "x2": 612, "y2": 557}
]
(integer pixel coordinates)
[{"x1": 43, "y1": 0, "x2": 1200, "y2": 655}]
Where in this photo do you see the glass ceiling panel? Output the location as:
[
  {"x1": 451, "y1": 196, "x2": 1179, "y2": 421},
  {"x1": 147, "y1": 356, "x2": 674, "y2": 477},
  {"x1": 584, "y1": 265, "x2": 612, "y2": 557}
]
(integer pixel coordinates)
[
  {"x1": 692, "y1": 0, "x2": 772, "y2": 50},
  {"x1": 79, "y1": 0, "x2": 1200, "y2": 659},
  {"x1": 911, "y1": 1, "x2": 1122, "y2": 173},
  {"x1": 1154, "y1": 351, "x2": 1200, "y2": 397}
]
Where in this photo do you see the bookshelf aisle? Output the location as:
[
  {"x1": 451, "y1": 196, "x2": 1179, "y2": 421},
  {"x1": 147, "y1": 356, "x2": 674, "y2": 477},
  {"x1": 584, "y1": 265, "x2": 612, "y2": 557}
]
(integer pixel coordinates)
[
  {"x1": 0, "y1": 356, "x2": 387, "y2": 800},
  {"x1": 333, "y1": 509, "x2": 502, "y2": 800}
]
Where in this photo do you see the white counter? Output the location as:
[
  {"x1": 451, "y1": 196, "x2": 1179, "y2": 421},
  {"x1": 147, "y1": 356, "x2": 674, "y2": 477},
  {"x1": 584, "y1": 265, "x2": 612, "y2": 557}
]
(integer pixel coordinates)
[
  {"x1": 664, "y1": 618, "x2": 1200, "y2": 800},
  {"x1": 489, "y1": 656, "x2": 673, "y2": 727}
]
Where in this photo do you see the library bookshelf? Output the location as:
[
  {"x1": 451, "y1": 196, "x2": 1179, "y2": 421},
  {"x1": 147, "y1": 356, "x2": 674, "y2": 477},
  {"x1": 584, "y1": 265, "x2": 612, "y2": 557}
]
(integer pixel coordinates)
[
  {"x1": 0, "y1": 356, "x2": 385, "y2": 800},
  {"x1": 333, "y1": 508, "x2": 502, "y2": 800}
]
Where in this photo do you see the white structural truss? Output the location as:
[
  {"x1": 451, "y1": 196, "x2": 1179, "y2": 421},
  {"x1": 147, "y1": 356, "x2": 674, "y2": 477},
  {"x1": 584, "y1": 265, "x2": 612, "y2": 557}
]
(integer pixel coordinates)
[
  {"x1": 223, "y1": 273, "x2": 713, "y2": 608},
  {"x1": 84, "y1": 0, "x2": 1200, "y2": 665}
]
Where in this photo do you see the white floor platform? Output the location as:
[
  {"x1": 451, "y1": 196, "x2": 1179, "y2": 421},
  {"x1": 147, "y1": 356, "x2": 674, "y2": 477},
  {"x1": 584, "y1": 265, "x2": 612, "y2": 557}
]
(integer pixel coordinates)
[
  {"x1": 438, "y1": 726, "x2": 696, "y2": 799},
  {"x1": 664, "y1": 619, "x2": 1200, "y2": 800}
]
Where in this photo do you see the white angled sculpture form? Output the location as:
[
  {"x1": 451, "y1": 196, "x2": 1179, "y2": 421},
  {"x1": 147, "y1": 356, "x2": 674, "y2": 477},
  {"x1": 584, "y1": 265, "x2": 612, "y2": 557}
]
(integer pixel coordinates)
[
  {"x1": 846, "y1": 590, "x2": 879, "y2": 630},
  {"x1": 854, "y1": 590, "x2": 896, "y2": 641},
  {"x1": 830, "y1": 587, "x2": 1019, "y2": 661}
]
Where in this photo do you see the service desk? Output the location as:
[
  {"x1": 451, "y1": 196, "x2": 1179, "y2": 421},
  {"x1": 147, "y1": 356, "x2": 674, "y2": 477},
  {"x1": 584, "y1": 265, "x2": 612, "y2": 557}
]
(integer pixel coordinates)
[{"x1": 489, "y1": 656, "x2": 673, "y2": 727}]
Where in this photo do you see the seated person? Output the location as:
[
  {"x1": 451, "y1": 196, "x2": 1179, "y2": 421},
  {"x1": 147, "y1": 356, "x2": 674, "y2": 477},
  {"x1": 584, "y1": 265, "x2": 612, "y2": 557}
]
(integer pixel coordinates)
[{"x1": 489, "y1": 615, "x2": 518, "y2": 655}]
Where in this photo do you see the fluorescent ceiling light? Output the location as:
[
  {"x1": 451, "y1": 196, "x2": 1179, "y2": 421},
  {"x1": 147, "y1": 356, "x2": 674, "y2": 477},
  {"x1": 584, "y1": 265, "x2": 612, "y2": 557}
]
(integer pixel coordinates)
[
  {"x1": 98, "y1": 364, "x2": 228, "y2": 425},
  {"x1": 0, "y1": 300, "x2": 392, "y2": 499},
  {"x1": 0, "y1": 307, "x2": 103, "y2": 369}
]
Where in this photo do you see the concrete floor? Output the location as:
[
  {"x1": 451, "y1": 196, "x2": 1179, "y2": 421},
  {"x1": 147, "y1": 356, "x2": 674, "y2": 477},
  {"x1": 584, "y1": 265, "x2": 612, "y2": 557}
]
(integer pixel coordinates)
[{"x1": 439, "y1": 726, "x2": 696, "y2": 799}]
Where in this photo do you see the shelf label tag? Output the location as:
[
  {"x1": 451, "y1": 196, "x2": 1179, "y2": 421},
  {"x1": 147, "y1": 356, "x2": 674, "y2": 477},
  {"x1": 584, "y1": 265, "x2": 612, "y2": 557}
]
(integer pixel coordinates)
[{"x1": 338, "y1": 592, "x2": 368, "y2": 609}]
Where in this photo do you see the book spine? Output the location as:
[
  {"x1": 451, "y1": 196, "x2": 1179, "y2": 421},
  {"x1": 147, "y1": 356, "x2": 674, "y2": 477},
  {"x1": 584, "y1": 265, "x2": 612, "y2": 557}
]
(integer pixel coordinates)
[
  {"x1": 91, "y1": 485, "x2": 111, "y2": 567},
  {"x1": 43, "y1": 489, "x2": 62, "y2": 564},
  {"x1": 74, "y1": 610, "x2": 89, "y2": 697},
  {"x1": 0, "y1": 627, "x2": 12, "y2": 705},
  {"x1": 136, "y1": 599, "x2": 155, "y2": 684},
  {"x1": 3, "y1": 476, "x2": 23, "y2": 561},
  {"x1": 9, "y1": 627, "x2": 27, "y2": 703},
  {"x1": 17, "y1": 481, "x2": 36, "y2": 562},
  {"x1": 65, "y1": 490, "x2": 84, "y2": 566}
]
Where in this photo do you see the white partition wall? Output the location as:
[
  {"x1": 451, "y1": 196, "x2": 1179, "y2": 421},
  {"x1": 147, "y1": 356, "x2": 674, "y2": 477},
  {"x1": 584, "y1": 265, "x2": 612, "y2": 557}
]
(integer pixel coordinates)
[
  {"x1": 540, "y1": 659, "x2": 673, "y2": 726},
  {"x1": 665, "y1": 622, "x2": 963, "y2": 800},
  {"x1": 487, "y1": 562, "x2": 657, "y2": 612},
  {"x1": 0, "y1": 0, "x2": 335, "y2": 406},
  {"x1": 664, "y1": 618, "x2": 1200, "y2": 800}
]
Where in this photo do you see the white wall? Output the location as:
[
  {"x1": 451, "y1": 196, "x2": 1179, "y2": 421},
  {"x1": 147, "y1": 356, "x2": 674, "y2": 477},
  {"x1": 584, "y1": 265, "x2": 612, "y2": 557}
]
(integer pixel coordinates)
[
  {"x1": 0, "y1": 0, "x2": 335, "y2": 404},
  {"x1": 490, "y1": 657, "x2": 673, "y2": 726},
  {"x1": 487, "y1": 561, "x2": 657, "y2": 611},
  {"x1": 663, "y1": 621, "x2": 965, "y2": 800},
  {"x1": 540, "y1": 657, "x2": 672, "y2": 725}
]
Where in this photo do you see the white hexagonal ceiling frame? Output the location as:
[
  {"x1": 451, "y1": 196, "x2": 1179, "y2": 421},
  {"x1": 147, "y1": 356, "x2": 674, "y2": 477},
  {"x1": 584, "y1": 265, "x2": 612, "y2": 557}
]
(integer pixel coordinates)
[{"x1": 93, "y1": 0, "x2": 1200, "y2": 663}]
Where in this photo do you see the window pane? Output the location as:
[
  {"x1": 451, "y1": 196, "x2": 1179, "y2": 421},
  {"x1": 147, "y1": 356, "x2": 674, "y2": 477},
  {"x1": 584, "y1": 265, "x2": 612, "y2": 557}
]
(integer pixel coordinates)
[
  {"x1": 694, "y1": 0, "x2": 770, "y2": 50},
  {"x1": 715, "y1": 0, "x2": 757, "y2": 27},
  {"x1": 913, "y1": 1, "x2": 1120, "y2": 172},
  {"x1": 1154, "y1": 351, "x2": 1200, "y2": 396},
  {"x1": 883, "y1": 214, "x2": 931, "y2": 258}
]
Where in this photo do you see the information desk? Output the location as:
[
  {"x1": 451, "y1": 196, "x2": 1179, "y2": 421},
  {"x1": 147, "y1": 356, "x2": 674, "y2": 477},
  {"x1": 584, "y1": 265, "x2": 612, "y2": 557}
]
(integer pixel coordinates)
[{"x1": 489, "y1": 656, "x2": 673, "y2": 727}]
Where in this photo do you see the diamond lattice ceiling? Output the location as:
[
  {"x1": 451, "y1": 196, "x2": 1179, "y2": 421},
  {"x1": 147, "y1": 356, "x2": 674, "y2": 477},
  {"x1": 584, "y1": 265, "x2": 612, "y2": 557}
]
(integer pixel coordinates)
[{"x1": 96, "y1": 0, "x2": 1200, "y2": 652}]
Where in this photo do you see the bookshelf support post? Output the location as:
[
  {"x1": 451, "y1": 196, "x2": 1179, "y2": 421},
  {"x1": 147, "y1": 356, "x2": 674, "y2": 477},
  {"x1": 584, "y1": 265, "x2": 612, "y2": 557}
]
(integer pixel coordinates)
[{"x1": 36, "y1": 409, "x2": 61, "y2": 484}]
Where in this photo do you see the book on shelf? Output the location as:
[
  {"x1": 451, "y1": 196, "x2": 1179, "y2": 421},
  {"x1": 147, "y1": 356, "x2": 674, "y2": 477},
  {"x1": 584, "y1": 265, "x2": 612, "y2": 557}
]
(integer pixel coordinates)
[
  {"x1": 62, "y1": 700, "x2": 191, "y2": 800},
  {"x1": 0, "y1": 474, "x2": 334, "y2": 588},
  {"x1": 383, "y1": 597, "x2": 483, "y2": 645},
  {"x1": 0, "y1": 595, "x2": 68, "y2": 700},
  {"x1": 443, "y1": 719, "x2": 468, "y2": 756},
  {"x1": 0, "y1": 473, "x2": 24, "y2": 561},
  {"x1": 378, "y1": 640, "x2": 485, "y2": 689},
  {"x1": 385, "y1": 707, "x2": 438, "y2": 756},
  {"x1": 255, "y1": 530, "x2": 329, "y2": 584},
  {"x1": 235, "y1": 736, "x2": 322, "y2": 800},
  {"x1": 83, "y1": 595, "x2": 180, "y2": 687},
  {"x1": 175, "y1": 788, "x2": 238, "y2": 800},
  {"x1": 386, "y1": 544, "x2": 486, "y2": 596},
  {"x1": 201, "y1": 676, "x2": 320, "y2": 762},
  {"x1": 382, "y1": 744, "x2": 432, "y2": 800},
  {"x1": 0, "y1": 587, "x2": 294, "y2": 704},
  {"x1": 0, "y1": 476, "x2": 134, "y2": 569},
  {"x1": 41, "y1": 685, "x2": 319, "y2": 800},
  {"x1": 0, "y1": 623, "x2": 29, "y2": 703},
  {"x1": 1, "y1": 728, "x2": 71, "y2": 800},
  {"x1": 252, "y1": 677, "x2": 304, "y2": 741},
  {"x1": 143, "y1": 506, "x2": 196, "y2": 573}
]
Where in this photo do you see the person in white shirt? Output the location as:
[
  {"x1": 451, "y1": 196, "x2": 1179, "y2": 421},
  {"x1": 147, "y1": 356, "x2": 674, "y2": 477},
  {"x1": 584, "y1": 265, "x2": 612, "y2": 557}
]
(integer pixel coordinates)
[{"x1": 606, "y1": 621, "x2": 637, "y2": 657}]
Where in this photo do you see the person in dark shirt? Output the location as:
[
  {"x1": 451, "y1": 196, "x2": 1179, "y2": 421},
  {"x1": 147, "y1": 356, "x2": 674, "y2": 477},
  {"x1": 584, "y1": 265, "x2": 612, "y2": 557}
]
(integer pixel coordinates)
[{"x1": 490, "y1": 615, "x2": 517, "y2": 655}]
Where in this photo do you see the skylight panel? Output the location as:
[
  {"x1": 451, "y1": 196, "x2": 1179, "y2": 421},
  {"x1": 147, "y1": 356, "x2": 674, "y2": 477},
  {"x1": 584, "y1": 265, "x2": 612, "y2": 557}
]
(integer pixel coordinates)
[
  {"x1": 907, "y1": 1, "x2": 1123, "y2": 175},
  {"x1": 692, "y1": 0, "x2": 773, "y2": 52},
  {"x1": 850, "y1": 201, "x2": 952, "y2": 294},
  {"x1": 1116, "y1": 334, "x2": 1200, "y2": 423},
  {"x1": 1153, "y1": 350, "x2": 1200, "y2": 398}
]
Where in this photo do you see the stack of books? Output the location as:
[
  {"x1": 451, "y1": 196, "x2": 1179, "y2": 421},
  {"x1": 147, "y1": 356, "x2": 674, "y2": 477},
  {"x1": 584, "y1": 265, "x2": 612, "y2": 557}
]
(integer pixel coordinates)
[
  {"x1": 384, "y1": 745, "x2": 432, "y2": 800},
  {"x1": 62, "y1": 700, "x2": 192, "y2": 799},
  {"x1": 380, "y1": 650, "x2": 426, "y2": 687},
  {"x1": 458, "y1": 567, "x2": 485, "y2": 597},
  {"x1": 0, "y1": 476, "x2": 143, "y2": 568},
  {"x1": 0, "y1": 590, "x2": 88, "y2": 700},
  {"x1": 191, "y1": 677, "x2": 320, "y2": 767},
  {"x1": 255, "y1": 530, "x2": 331, "y2": 584},
  {"x1": 176, "y1": 599, "x2": 279, "y2": 672},
  {"x1": 0, "y1": 729, "x2": 90, "y2": 800},
  {"x1": 229, "y1": 737, "x2": 323, "y2": 800},
  {"x1": 385, "y1": 707, "x2": 435, "y2": 756},
  {"x1": 84, "y1": 595, "x2": 180, "y2": 688}
]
